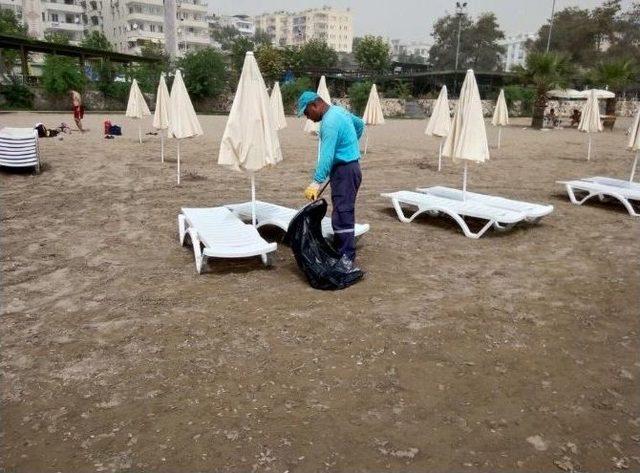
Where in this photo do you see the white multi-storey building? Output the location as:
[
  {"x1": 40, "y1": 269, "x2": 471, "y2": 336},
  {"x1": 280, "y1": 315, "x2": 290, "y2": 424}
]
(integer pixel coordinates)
[
  {"x1": 499, "y1": 33, "x2": 535, "y2": 71},
  {"x1": 100, "y1": 0, "x2": 208, "y2": 55},
  {"x1": 208, "y1": 13, "x2": 255, "y2": 38},
  {"x1": 389, "y1": 39, "x2": 431, "y2": 63},
  {"x1": 254, "y1": 6, "x2": 353, "y2": 53},
  {"x1": 0, "y1": 0, "x2": 85, "y2": 44}
]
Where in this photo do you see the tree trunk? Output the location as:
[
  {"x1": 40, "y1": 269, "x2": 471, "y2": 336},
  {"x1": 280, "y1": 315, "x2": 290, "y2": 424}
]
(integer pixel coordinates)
[
  {"x1": 531, "y1": 92, "x2": 547, "y2": 129},
  {"x1": 605, "y1": 97, "x2": 616, "y2": 116}
]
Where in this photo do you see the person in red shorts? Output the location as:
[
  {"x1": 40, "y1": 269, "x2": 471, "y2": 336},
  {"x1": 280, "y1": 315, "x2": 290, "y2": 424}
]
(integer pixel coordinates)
[{"x1": 70, "y1": 89, "x2": 85, "y2": 132}]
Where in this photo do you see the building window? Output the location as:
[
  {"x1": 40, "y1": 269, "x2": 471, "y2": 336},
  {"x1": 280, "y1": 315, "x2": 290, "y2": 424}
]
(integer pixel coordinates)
[{"x1": 50, "y1": 13, "x2": 59, "y2": 22}]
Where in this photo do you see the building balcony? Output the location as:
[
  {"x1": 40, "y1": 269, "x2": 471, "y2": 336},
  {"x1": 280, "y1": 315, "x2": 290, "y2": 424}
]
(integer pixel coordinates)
[
  {"x1": 42, "y1": 1, "x2": 84, "y2": 14},
  {"x1": 180, "y1": 33, "x2": 210, "y2": 45},
  {"x1": 178, "y1": 18, "x2": 207, "y2": 28},
  {"x1": 128, "y1": 12, "x2": 163, "y2": 24},
  {"x1": 126, "y1": 29, "x2": 164, "y2": 41},
  {"x1": 177, "y1": 1, "x2": 207, "y2": 12},
  {"x1": 125, "y1": 0, "x2": 163, "y2": 6},
  {"x1": 45, "y1": 20, "x2": 85, "y2": 31}
]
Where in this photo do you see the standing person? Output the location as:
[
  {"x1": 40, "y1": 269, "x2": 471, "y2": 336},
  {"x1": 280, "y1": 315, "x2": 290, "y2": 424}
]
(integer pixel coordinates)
[
  {"x1": 70, "y1": 89, "x2": 85, "y2": 132},
  {"x1": 297, "y1": 91, "x2": 365, "y2": 265}
]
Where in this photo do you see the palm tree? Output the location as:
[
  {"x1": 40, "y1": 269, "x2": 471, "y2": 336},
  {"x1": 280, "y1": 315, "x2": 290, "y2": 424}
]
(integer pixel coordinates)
[
  {"x1": 516, "y1": 52, "x2": 573, "y2": 129},
  {"x1": 589, "y1": 59, "x2": 638, "y2": 116}
]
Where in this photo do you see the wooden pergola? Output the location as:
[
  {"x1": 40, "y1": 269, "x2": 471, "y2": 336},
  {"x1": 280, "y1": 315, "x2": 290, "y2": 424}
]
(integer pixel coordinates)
[{"x1": 0, "y1": 34, "x2": 159, "y2": 78}]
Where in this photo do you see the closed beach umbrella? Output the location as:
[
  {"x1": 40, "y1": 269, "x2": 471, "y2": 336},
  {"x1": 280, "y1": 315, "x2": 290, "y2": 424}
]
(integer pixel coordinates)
[
  {"x1": 168, "y1": 69, "x2": 203, "y2": 184},
  {"x1": 442, "y1": 69, "x2": 490, "y2": 200},
  {"x1": 125, "y1": 78, "x2": 151, "y2": 144},
  {"x1": 153, "y1": 73, "x2": 170, "y2": 163},
  {"x1": 578, "y1": 89, "x2": 603, "y2": 160},
  {"x1": 270, "y1": 81, "x2": 287, "y2": 130},
  {"x1": 491, "y1": 89, "x2": 509, "y2": 149},
  {"x1": 362, "y1": 83, "x2": 384, "y2": 154},
  {"x1": 219, "y1": 51, "x2": 282, "y2": 225},
  {"x1": 304, "y1": 75, "x2": 331, "y2": 135},
  {"x1": 425, "y1": 85, "x2": 451, "y2": 171},
  {"x1": 628, "y1": 106, "x2": 640, "y2": 182}
]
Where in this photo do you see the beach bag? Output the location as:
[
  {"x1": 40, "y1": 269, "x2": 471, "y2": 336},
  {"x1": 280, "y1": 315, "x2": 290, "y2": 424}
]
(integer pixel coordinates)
[
  {"x1": 283, "y1": 198, "x2": 364, "y2": 290},
  {"x1": 109, "y1": 125, "x2": 122, "y2": 135}
]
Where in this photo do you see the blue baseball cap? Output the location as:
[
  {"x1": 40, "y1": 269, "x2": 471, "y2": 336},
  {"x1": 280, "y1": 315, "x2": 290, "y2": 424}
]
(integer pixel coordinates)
[{"x1": 296, "y1": 91, "x2": 319, "y2": 117}]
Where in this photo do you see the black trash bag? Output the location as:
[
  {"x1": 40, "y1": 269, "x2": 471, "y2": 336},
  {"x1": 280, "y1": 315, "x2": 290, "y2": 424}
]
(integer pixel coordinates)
[{"x1": 283, "y1": 198, "x2": 364, "y2": 290}]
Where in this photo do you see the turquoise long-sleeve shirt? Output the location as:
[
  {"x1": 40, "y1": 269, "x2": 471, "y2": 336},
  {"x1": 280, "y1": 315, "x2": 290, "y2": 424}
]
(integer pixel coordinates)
[{"x1": 313, "y1": 105, "x2": 365, "y2": 183}]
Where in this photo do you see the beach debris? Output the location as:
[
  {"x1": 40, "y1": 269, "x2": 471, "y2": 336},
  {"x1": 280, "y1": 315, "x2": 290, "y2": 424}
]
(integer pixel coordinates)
[{"x1": 527, "y1": 435, "x2": 549, "y2": 451}]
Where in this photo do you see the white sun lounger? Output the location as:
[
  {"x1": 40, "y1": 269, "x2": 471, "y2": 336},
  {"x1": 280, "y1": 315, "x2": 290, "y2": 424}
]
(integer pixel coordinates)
[
  {"x1": 178, "y1": 207, "x2": 277, "y2": 273},
  {"x1": 558, "y1": 177, "x2": 640, "y2": 216},
  {"x1": 0, "y1": 127, "x2": 40, "y2": 172},
  {"x1": 416, "y1": 186, "x2": 554, "y2": 222},
  {"x1": 381, "y1": 190, "x2": 543, "y2": 239},
  {"x1": 225, "y1": 200, "x2": 370, "y2": 238}
]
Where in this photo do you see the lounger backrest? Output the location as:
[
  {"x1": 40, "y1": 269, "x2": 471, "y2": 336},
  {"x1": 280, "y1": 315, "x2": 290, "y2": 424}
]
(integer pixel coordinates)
[{"x1": 0, "y1": 128, "x2": 39, "y2": 168}]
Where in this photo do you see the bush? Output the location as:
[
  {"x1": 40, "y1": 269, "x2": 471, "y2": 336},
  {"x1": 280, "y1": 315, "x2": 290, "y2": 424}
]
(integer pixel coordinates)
[
  {"x1": 347, "y1": 81, "x2": 372, "y2": 116},
  {"x1": 255, "y1": 44, "x2": 284, "y2": 84},
  {"x1": 0, "y1": 81, "x2": 34, "y2": 109},
  {"x1": 178, "y1": 48, "x2": 227, "y2": 101},
  {"x1": 503, "y1": 85, "x2": 535, "y2": 116},
  {"x1": 280, "y1": 77, "x2": 312, "y2": 112},
  {"x1": 384, "y1": 80, "x2": 411, "y2": 99},
  {"x1": 41, "y1": 55, "x2": 85, "y2": 96}
]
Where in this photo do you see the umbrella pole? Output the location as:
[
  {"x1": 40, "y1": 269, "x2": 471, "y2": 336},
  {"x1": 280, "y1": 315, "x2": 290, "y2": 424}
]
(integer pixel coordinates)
[
  {"x1": 138, "y1": 124, "x2": 142, "y2": 144},
  {"x1": 630, "y1": 151, "x2": 639, "y2": 183},
  {"x1": 498, "y1": 127, "x2": 502, "y2": 149},
  {"x1": 587, "y1": 135, "x2": 592, "y2": 161},
  {"x1": 438, "y1": 139, "x2": 443, "y2": 172},
  {"x1": 462, "y1": 161, "x2": 468, "y2": 201},
  {"x1": 251, "y1": 174, "x2": 256, "y2": 227},
  {"x1": 161, "y1": 131, "x2": 164, "y2": 163},
  {"x1": 364, "y1": 131, "x2": 368, "y2": 155},
  {"x1": 177, "y1": 140, "x2": 181, "y2": 185}
]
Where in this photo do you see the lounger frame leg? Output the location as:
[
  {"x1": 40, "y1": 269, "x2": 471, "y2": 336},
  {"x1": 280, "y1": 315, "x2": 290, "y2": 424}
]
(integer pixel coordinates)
[
  {"x1": 260, "y1": 253, "x2": 273, "y2": 267},
  {"x1": 187, "y1": 227, "x2": 206, "y2": 273},
  {"x1": 565, "y1": 184, "x2": 639, "y2": 217},
  {"x1": 178, "y1": 214, "x2": 186, "y2": 245}
]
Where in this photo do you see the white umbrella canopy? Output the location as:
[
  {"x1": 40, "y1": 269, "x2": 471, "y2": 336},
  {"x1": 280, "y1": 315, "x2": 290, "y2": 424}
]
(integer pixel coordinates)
[
  {"x1": 442, "y1": 69, "x2": 490, "y2": 199},
  {"x1": 547, "y1": 89, "x2": 584, "y2": 99},
  {"x1": 491, "y1": 89, "x2": 509, "y2": 149},
  {"x1": 362, "y1": 83, "x2": 384, "y2": 155},
  {"x1": 125, "y1": 79, "x2": 151, "y2": 143},
  {"x1": 168, "y1": 69, "x2": 203, "y2": 184},
  {"x1": 218, "y1": 51, "x2": 282, "y2": 225},
  {"x1": 578, "y1": 89, "x2": 615, "y2": 99},
  {"x1": 153, "y1": 73, "x2": 170, "y2": 163},
  {"x1": 270, "y1": 81, "x2": 287, "y2": 130},
  {"x1": 628, "y1": 107, "x2": 640, "y2": 182},
  {"x1": 578, "y1": 89, "x2": 603, "y2": 160},
  {"x1": 304, "y1": 75, "x2": 331, "y2": 135},
  {"x1": 425, "y1": 85, "x2": 451, "y2": 171}
]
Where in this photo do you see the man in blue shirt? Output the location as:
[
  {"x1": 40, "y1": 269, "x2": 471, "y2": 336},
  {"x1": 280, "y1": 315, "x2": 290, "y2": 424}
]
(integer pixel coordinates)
[{"x1": 297, "y1": 91, "x2": 365, "y2": 263}]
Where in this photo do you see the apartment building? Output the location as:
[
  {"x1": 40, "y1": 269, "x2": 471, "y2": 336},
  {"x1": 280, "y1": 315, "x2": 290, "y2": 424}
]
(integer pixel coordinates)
[
  {"x1": 101, "y1": 0, "x2": 209, "y2": 55},
  {"x1": 254, "y1": 6, "x2": 353, "y2": 53},
  {"x1": 208, "y1": 13, "x2": 255, "y2": 38},
  {"x1": 499, "y1": 33, "x2": 535, "y2": 71}
]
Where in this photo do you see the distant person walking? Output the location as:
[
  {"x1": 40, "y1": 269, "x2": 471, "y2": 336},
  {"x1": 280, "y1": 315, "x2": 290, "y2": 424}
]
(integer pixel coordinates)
[{"x1": 70, "y1": 90, "x2": 85, "y2": 132}]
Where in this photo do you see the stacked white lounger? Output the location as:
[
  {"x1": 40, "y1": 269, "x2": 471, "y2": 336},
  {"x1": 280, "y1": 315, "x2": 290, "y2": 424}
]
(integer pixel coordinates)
[
  {"x1": 178, "y1": 207, "x2": 277, "y2": 273},
  {"x1": 557, "y1": 177, "x2": 640, "y2": 217},
  {"x1": 225, "y1": 200, "x2": 370, "y2": 239},
  {"x1": 381, "y1": 186, "x2": 553, "y2": 239},
  {"x1": 0, "y1": 127, "x2": 39, "y2": 172}
]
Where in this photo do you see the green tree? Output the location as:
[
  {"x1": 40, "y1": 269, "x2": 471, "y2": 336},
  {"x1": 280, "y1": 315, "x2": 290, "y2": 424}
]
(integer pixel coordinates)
[
  {"x1": 347, "y1": 81, "x2": 372, "y2": 115},
  {"x1": 133, "y1": 42, "x2": 172, "y2": 94},
  {"x1": 589, "y1": 59, "x2": 638, "y2": 115},
  {"x1": 42, "y1": 55, "x2": 85, "y2": 96},
  {"x1": 0, "y1": 10, "x2": 28, "y2": 77},
  {"x1": 605, "y1": 2, "x2": 640, "y2": 62},
  {"x1": 354, "y1": 35, "x2": 390, "y2": 72},
  {"x1": 515, "y1": 51, "x2": 573, "y2": 129},
  {"x1": 253, "y1": 28, "x2": 272, "y2": 47},
  {"x1": 255, "y1": 43, "x2": 284, "y2": 84},
  {"x1": 210, "y1": 24, "x2": 241, "y2": 51},
  {"x1": 429, "y1": 12, "x2": 505, "y2": 71},
  {"x1": 280, "y1": 76, "x2": 312, "y2": 111},
  {"x1": 80, "y1": 31, "x2": 112, "y2": 50},
  {"x1": 299, "y1": 39, "x2": 338, "y2": 70},
  {"x1": 230, "y1": 36, "x2": 254, "y2": 75},
  {"x1": 45, "y1": 31, "x2": 72, "y2": 45},
  {"x1": 281, "y1": 46, "x2": 302, "y2": 71},
  {"x1": 178, "y1": 47, "x2": 227, "y2": 102}
]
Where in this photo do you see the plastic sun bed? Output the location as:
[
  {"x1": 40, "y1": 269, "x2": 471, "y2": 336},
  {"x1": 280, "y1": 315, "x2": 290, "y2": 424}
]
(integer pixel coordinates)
[
  {"x1": 380, "y1": 189, "x2": 552, "y2": 239},
  {"x1": 225, "y1": 200, "x2": 371, "y2": 239},
  {"x1": 178, "y1": 207, "x2": 277, "y2": 273},
  {"x1": 557, "y1": 177, "x2": 640, "y2": 217},
  {"x1": 0, "y1": 127, "x2": 40, "y2": 172}
]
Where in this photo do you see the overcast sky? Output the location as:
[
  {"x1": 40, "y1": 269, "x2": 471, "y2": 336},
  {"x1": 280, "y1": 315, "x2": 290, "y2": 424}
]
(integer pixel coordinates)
[{"x1": 209, "y1": 0, "x2": 633, "y2": 42}]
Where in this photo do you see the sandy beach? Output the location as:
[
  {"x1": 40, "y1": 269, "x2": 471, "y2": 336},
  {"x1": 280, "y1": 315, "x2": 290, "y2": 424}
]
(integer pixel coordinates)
[{"x1": 1, "y1": 111, "x2": 639, "y2": 472}]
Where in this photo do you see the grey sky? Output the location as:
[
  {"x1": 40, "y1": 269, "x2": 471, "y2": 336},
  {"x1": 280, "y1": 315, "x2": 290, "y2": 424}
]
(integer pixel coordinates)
[{"x1": 209, "y1": 0, "x2": 633, "y2": 42}]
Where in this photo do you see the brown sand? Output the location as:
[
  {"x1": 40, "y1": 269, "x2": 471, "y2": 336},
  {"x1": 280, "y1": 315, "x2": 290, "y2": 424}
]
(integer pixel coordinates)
[{"x1": 1, "y1": 112, "x2": 639, "y2": 472}]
